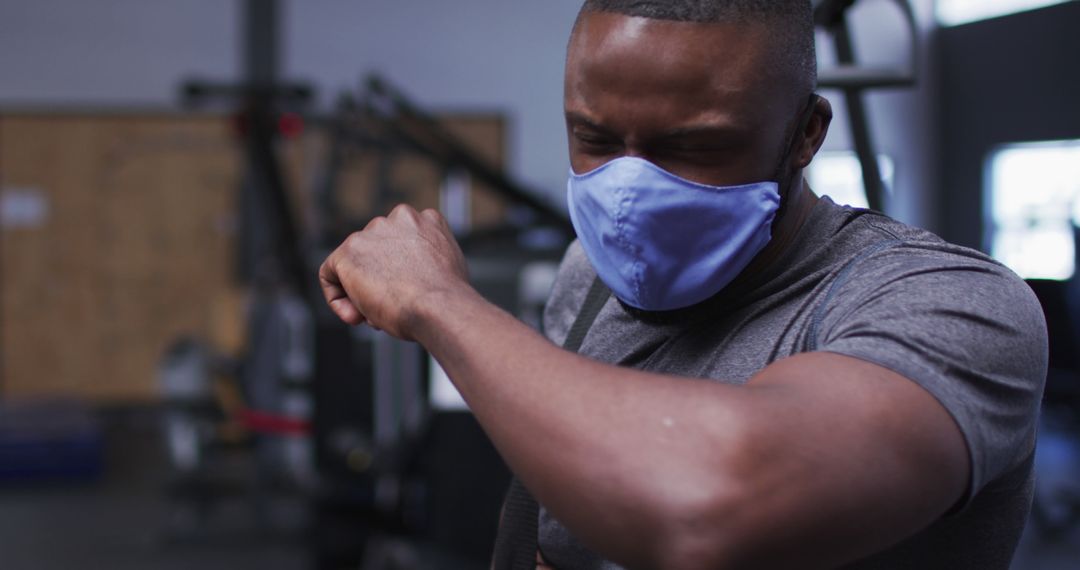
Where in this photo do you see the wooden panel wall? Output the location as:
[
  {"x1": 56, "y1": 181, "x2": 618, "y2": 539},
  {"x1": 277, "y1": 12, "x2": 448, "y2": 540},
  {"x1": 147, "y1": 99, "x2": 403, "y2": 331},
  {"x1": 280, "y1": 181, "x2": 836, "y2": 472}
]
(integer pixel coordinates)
[{"x1": 0, "y1": 112, "x2": 506, "y2": 403}]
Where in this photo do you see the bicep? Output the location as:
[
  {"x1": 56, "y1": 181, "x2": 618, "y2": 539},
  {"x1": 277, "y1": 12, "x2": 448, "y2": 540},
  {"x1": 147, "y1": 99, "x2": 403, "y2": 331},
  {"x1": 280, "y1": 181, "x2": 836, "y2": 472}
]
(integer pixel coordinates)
[{"x1": 720, "y1": 352, "x2": 969, "y2": 568}]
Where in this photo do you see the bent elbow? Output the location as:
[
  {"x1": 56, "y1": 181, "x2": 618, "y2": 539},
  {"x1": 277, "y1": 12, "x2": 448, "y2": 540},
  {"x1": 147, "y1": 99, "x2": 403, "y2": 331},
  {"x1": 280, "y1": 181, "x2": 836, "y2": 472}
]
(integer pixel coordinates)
[
  {"x1": 645, "y1": 476, "x2": 748, "y2": 570},
  {"x1": 638, "y1": 434, "x2": 771, "y2": 569}
]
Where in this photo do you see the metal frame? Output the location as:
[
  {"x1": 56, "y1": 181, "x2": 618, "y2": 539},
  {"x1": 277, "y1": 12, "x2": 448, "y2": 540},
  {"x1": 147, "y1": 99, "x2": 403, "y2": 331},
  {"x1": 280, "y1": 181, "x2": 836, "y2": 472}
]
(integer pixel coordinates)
[{"x1": 814, "y1": 0, "x2": 920, "y2": 213}]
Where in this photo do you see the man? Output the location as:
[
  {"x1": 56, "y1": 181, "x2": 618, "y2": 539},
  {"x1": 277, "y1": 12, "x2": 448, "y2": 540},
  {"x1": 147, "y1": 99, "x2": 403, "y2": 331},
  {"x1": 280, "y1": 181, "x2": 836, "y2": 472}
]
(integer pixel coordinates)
[{"x1": 319, "y1": 1, "x2": 1048, "y2": 567}]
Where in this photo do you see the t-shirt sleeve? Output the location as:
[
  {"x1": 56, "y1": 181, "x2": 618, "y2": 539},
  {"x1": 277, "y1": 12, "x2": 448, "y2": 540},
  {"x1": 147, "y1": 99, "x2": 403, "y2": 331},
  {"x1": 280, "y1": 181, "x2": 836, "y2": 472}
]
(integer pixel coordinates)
[{"x1": 813, "y1": 241, "x2": 1048, "y2": 506}]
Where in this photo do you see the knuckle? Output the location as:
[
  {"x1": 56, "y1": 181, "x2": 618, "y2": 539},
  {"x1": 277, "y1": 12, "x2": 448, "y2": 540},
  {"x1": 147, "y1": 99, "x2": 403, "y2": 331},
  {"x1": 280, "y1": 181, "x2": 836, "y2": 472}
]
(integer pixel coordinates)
[
  {"x1": 345, "y1": 230, "x2": 365, "y2": 246},
  {"x1": 363, "y1": 217, "x2": 384, "y2": 231}
]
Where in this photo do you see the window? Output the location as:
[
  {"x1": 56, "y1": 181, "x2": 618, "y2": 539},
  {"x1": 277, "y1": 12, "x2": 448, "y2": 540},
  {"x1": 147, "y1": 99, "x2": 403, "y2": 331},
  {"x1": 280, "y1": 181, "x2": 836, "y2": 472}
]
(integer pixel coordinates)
[
  {"x1": 805, "y1": 151, "x2": 894, "y2": 210},
  {"x1": 937, "y1": 0, "x2": 1075, "y2": 27},
  {"x1": 986, "y1": 140, "x2": 1080, "y2": 280}
]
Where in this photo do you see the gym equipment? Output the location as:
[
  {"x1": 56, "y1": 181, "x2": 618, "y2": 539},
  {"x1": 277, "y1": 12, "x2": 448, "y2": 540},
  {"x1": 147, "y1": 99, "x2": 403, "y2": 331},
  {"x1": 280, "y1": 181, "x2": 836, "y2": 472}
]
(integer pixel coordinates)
[
  {"x1": 309, "y1": 77, "x2": 571, "y2": 567},
  {"x1": 360, "y1": 75, "x2": 573, "y2": 237},
  {"x1": 813, "y1": 0, "x2": 920, "y2": 213},
  {"x1": 171, "y1": 2, "x2": 572, "y2": 566}
]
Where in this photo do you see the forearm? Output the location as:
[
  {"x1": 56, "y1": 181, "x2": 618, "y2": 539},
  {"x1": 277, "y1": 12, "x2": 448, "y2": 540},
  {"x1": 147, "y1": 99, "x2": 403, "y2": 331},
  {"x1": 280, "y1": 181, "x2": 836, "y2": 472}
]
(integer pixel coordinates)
[
  {"x1": 316, "y1": 205, "x2": 746, "y2": 564},
  {"x1": 410, "y1": 286, "x2": 749, "y2": 568},
  {"x1": 408, "y1": 286, "x2": 969, "y2": 570}
]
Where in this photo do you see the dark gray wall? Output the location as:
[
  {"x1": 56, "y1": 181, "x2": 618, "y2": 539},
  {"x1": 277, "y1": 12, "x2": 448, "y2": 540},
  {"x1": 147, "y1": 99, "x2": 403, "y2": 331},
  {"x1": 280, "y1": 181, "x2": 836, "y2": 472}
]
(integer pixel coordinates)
[{"x1": 939, "y1": 1, "x2": 1080, "y2": 250}]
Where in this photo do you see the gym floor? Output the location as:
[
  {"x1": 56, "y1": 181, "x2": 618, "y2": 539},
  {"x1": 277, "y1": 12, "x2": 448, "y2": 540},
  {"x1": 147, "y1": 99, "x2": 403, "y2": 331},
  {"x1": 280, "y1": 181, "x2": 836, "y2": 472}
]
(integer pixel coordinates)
[
  {"x1": 0, "y1": 408, "x2": 1077, "y2": 570},
  {"x1": 0, "y1": 408, "x2": 309, "y2": 570}
]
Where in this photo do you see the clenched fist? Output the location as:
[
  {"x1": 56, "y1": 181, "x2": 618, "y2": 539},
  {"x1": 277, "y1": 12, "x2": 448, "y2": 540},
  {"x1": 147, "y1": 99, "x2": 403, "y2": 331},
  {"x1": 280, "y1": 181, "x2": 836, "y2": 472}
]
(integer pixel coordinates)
[{"x1": 318, "y1": 204, "x2": 471, "y2": 340}]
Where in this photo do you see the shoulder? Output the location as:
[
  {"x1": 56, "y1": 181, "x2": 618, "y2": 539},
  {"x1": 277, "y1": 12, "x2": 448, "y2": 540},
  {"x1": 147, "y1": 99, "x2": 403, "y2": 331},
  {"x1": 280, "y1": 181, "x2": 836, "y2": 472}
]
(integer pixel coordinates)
[
  {"x1": 833, "y1": 211, "x2": 1043, "y2": 326},
  {"x1": 813, "y1": 212, "x2": 1048, "y2": 498},
  {"x1": 813, "y1": 204, "x2": 1038, "y2": 314}
]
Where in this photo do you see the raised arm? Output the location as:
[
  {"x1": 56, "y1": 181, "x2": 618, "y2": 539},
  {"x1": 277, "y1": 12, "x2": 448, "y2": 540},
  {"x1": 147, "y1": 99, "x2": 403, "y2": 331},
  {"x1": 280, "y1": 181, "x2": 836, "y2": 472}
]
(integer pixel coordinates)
[{"x1": 319, "y1": 204, "x2": 969, "y2": 570}]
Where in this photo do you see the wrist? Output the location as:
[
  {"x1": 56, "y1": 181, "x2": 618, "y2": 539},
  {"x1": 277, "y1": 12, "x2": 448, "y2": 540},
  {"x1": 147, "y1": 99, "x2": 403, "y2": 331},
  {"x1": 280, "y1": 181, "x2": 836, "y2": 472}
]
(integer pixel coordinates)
[{"x1": 403, "y1": 281, "x2": 484, "y2": 343}]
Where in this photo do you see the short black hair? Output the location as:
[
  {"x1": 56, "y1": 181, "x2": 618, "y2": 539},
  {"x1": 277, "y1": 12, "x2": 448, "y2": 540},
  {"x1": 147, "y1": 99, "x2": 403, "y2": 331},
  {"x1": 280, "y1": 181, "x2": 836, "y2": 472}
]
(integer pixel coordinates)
[{"x1": 577, "y1": 0, "x2": 817, "y2": 94}]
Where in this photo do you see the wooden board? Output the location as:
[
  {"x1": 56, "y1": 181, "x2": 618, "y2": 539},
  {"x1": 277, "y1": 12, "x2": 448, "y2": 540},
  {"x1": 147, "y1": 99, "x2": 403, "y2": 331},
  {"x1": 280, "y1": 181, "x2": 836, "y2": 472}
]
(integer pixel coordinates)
[
  {"x1": 0, "y1": 111, "x2": 507, "y2": 403},
  {"x1": 0, "y1": 115, "x2": 241, "y2": 402}
]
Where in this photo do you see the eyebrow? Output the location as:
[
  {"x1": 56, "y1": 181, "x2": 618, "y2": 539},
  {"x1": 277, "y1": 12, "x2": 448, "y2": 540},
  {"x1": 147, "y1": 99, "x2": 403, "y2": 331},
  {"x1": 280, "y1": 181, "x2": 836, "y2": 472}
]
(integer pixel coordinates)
[
  {"x1": 565, "y1": 112, "x2": 618, "y2": 136},
  {"x1": 565, "y1": 111, "x2": 746, "y2": 142}
]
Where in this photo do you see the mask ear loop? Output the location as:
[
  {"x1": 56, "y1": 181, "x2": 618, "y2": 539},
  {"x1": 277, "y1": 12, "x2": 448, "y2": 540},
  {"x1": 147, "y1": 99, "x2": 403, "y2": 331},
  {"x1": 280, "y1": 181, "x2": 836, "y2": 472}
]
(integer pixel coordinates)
[
  {"x1": 771, "y1": 93, "x2": 821, "y2": 219},
  {"x1": 773, "y1": 93, "x2": 821, "y2": 183}
]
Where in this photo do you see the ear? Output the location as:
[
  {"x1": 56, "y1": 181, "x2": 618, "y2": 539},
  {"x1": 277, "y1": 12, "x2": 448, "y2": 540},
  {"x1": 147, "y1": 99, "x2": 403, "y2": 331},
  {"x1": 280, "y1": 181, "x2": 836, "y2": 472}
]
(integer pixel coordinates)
[{"x1": 792, "y1": 96, "x2": 833, "y2": 169}]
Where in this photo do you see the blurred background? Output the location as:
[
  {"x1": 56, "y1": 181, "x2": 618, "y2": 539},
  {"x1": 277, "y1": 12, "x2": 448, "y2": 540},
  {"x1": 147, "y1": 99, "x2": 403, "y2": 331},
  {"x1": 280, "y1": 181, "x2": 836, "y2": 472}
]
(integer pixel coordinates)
[{"x1": 0, "y1": 0, "x2": 1078, "y2": 568}]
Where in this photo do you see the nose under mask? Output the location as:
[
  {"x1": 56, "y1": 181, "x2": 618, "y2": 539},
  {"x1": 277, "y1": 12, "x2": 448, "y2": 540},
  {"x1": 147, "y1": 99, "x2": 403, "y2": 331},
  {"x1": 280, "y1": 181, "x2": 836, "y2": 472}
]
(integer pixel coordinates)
[{"x1": 567, "y1": 157, "x2": 781, "y2": 311}]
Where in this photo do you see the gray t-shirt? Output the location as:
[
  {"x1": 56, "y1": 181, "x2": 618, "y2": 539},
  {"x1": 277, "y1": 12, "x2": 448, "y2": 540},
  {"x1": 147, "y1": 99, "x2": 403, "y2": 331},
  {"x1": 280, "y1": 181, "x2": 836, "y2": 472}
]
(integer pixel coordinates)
[{"x1": 537, "y1": 197, "x2": 1048, "y2": 569}]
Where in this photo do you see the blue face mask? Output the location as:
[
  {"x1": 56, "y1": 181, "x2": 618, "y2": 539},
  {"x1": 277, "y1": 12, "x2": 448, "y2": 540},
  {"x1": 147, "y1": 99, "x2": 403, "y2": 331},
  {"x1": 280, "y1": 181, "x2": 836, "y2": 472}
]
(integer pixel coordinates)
[{"x1": 567, "y1": 158, "x2": 780, "y2": 311}]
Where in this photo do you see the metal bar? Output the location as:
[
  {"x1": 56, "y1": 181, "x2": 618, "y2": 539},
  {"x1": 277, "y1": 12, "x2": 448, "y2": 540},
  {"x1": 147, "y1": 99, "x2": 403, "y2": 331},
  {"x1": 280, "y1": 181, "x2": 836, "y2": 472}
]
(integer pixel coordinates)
[
  {"x1": 247, "y1": 109, "x2": 315, "y2": 300},
  {"x1": 244, "y1": 0, "x2": 279, "y2": 88},
  {"x1": 833, "y1": 16, "x2": 887, "y2": 212},
  {"x1": 237, "y1": 0, "x2": 314, "y2": 300},
  {"x1": 365, "y1": 77, "x2": 573, "y2": 234},
  {"x1": 817, "y1": 66, "x2": 914, "y2": 90}
]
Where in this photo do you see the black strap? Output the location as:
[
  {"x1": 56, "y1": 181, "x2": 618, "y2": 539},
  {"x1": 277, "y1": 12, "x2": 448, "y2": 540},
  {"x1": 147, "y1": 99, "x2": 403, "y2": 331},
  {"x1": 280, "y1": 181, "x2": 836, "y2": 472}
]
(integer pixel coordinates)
[
  {"x1": 493, "y1": 478, "x2": 544, "y2": 570},
  {"x1": 563, "y1": 277, "x2": 612, "y2": 353},
  {"x1": 491, "y1": 277, "x2": 610, "y2": 570}
]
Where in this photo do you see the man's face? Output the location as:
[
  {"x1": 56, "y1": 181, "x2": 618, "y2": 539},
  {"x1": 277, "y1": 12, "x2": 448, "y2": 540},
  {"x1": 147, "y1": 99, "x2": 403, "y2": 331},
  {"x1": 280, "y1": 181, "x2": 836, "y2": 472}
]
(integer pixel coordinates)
[{"x1": 565, "y1": 12, "x2": 804, "y2": 187}]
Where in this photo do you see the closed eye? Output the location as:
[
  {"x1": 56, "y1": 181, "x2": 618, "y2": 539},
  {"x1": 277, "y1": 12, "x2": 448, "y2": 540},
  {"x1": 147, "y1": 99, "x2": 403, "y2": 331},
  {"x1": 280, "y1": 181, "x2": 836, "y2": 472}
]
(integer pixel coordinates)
[
  {"x1": 651, "y1": 130, "x2": 742, "y2": 153},
  {"x1": 573, "y1": 130, "x2": 623, "y2": 153}
]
